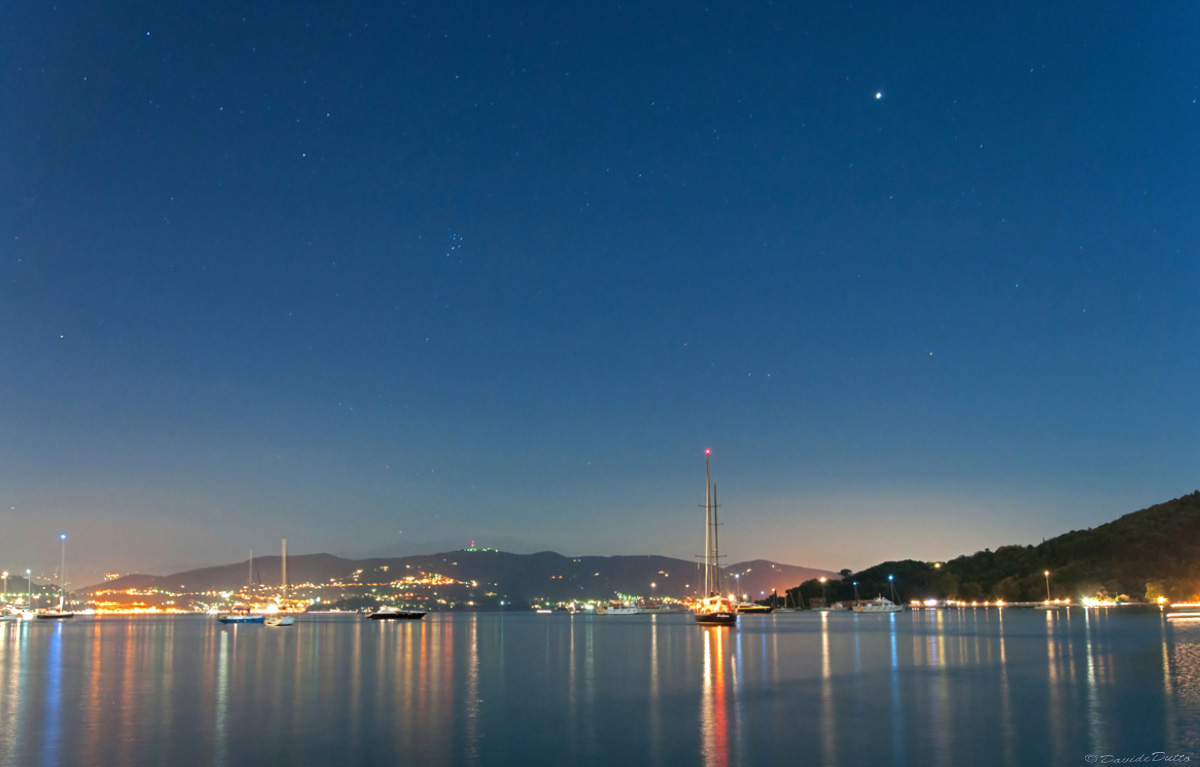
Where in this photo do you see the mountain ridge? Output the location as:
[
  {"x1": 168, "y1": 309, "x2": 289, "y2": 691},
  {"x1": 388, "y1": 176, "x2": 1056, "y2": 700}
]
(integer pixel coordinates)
[{"x1": 84, "y1": 550, "x2": 835, "y2": 603}]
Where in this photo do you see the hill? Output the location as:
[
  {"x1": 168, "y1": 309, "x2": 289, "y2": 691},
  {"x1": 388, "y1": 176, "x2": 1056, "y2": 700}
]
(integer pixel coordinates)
[
  {"x1": 792, "y1": 490, "x2": 1200, "y2": 605},
  {"x1": 85, "y1": 550, "x2": 835, "y2": 604}
]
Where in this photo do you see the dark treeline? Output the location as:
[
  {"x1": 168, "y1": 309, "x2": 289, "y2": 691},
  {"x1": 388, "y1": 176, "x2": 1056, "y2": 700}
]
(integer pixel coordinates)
[{"x1": 785, "y1": 491, "x2": 1200, "y2": 607}]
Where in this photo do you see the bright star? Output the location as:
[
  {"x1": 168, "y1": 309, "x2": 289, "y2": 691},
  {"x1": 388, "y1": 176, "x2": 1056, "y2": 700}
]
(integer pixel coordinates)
[{"x1": 875, "y1": 92, "x2": 882, "y2": 99}]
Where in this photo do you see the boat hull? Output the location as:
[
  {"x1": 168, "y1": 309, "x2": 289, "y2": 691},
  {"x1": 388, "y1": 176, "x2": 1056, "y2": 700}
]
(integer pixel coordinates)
[
  {"x1": 35, "y1": 612, "x2": 74, "y2": 620},
  {"x1": 217, "y1": 614, "x2": 265, "y2": 624},
  {"x1": 852, "y1": 597, "x2": 903, "y2": 614},
  {"x1": 736, "y1": 604, "x2": 773, "y2": 615},
  {"x1": 694, "y1": 612, "x2": 738, "y2": 626},
  {"x1": 264, "y1": 615, "x2": 295, "y2": 627},
  {"x1": 368, "y1": 611, "x2": 426, "y2": 620}
]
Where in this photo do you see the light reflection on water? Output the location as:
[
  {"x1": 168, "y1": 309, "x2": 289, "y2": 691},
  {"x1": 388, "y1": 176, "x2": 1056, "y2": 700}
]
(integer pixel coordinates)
[{"x1": 0, "y1": 610, "x2": 1195, "y2": 767}]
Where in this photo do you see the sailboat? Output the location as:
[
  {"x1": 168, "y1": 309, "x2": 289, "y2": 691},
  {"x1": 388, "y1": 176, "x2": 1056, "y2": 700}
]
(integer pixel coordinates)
[
  {"x1": 218, "y1": 549, "x2": 265, "y2": 624},
  {"x1": 693, "y1": 449, "x2": 737, "y2": 626},
  {"x1": 36, "y1": 534, "x2": 74, "y2": 620},
  {"x1": 265, "y1": 538, "x2": 295, "y2": 627}
]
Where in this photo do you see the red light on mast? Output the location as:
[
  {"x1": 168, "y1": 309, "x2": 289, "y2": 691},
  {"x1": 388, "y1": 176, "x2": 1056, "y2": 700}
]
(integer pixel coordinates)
[{"x1": 704, "y1": 448, "x2": 711, "y2": 455}]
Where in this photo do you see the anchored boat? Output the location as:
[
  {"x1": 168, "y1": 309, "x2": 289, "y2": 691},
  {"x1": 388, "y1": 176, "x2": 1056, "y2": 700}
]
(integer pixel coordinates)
[{"x1": 693, "y1": 449, "x2": 737, "y2": 627}]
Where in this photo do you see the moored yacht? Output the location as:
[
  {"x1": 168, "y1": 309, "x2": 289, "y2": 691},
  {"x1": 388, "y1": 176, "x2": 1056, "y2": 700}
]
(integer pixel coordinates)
[
  {"x1": 693, "y1": 450, "x2": 737, "y2": 627},
  {"x1": 596, "y1": 602, "x2": 644, "y2": 615},
  {"x1": 38, "y1": 534, "x2": 75, "y2": 619},
  {"x1": 852, "y1": 596, "x2": 903, "y2": 614}
]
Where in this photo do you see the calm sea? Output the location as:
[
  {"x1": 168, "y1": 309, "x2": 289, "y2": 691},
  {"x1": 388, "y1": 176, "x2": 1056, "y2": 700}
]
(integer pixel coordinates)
[{"x1": 1, "y1": 609, "x2": 1196, "y2": 767}]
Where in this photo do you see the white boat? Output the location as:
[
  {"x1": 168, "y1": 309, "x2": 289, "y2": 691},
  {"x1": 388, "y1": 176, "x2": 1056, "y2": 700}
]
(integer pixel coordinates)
[
  {"x1": 693, "y1": 449, "x2": 737, "y2": 627},
  {"x1": 0, "y1": 610, "x2": 19, "y2": 622},
  {"x1": 264, "y1": 539, "x2": 296, "y2": 627},
  {"x1": 852, "y1": 596, "x2": 903, "y2": 613},
  {"x1": 38, "y1": 535, "x2": 75, "y2": 619},
  {"x1": 596, "y1": 602, "x2": 644, "y2": 615}
]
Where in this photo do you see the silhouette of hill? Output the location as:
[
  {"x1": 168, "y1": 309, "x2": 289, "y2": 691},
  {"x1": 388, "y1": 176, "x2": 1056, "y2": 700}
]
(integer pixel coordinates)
[
  {"x1": 85, "y1": 550, "x2": 835, "y2": 602},
  {"x1": 792, "y1": 490, "x2": 1200, "y2": 605}
]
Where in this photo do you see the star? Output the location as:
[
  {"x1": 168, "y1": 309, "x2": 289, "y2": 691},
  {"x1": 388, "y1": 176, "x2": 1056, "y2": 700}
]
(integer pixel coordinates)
[{"x1": 875, "y1": 92, "x2": 882, "y2": 99}]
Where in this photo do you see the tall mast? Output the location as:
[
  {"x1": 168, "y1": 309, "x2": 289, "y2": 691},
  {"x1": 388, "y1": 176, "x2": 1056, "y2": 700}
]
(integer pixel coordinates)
[
  {"x1": 704, "y1": 449, "x2": 712, "y2": 597},
  {"x1": 58, "y1": 534, "x2": 67, "y2": 611},
  {"x1": 281, "y1": 538, "x2": 288, "y2": 593},
  {"x1": 713, "y1": 483, "x2": 720, "y2": 598},
  {"x1": 249, "y1": 549, "x2": 253, "y2": 587}
]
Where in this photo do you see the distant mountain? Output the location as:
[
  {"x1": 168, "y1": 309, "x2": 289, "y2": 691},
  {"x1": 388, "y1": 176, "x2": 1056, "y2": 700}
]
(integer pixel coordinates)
[
  {"x1": 85, "y1": 550, "x2": 835, "y2": 602},
  {"x1": 792, "y1": 490, "x2": 1200, "y2": 605}
]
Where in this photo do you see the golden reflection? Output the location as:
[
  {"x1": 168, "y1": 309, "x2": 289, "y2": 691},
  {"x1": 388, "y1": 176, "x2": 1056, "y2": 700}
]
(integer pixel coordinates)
[
  {"x1": 0, "y1": 620, "x2": 25, "y2": 763},
  {"x1": 700, "y1": 626, "x2": 730, "y2": 767},
  {"x1": 214, "y1": 628, "x2": 229, "y2": 767},
  {"x1": 1160, "y1": 615, "x2": 1177, "y2": 745},
  {"x1": 996, "y1": 607, "x2": 1015, "y2": 766},
  {"x1": 120, "y1": 619, "x2": 139, "y2": 764},
  {"x1": 822, "y1": 612, "x2": 837, "y2": 765},
  {"x1": 1045, "y1": 608, "x2": 1066, "y2": 764},
  {"x1": 1083, "y1": 606, "x2": 1107, "y2": 755},
  {"x1": 465, "y1": 614, "x2": 480, "y2": 765},
  {"x1": 648, "y1": 618, "x2": 662, "y2": 766}
]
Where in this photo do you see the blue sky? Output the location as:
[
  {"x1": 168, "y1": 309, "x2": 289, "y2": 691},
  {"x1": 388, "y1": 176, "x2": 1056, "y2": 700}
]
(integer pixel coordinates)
[{"x1": 2, "y1": 2, "x2": 1197, "y2": 585}]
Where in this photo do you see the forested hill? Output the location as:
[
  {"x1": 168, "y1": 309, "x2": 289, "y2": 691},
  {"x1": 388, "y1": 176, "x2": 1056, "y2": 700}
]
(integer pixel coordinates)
[{"x1": 796, "y1": 491, "x2": 1200, "y2": 605}]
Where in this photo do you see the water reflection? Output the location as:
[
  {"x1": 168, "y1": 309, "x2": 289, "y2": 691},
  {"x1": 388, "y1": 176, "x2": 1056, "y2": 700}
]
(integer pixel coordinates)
[
  {"x1": 1083, "y1": 607, "x2": 1107, "y2": 756},
  {"x1": 888, "y1": 613, "x2": 902, "y2": 764},
  {"x1": 700, "y1": 627, "x2": 731, "y2": 767},
  {"x1": 465, "y1": 614, "x2": 479, "y2": 764},
  {"x1": 996, "y1": 607, "x2": 1016, "y2": 766},
  {"x1": 0, "y1": 611, "x2": 1190, "y2": 766},
  {"x1": 821, "y1": 612, "x2": 837, "y2": 765},
  {"x1": 41, "y1": 624, "x2": 62, "y2": 767},
  {"x1": 0, "y1": 622, "x2": 26, "y2": 765}
]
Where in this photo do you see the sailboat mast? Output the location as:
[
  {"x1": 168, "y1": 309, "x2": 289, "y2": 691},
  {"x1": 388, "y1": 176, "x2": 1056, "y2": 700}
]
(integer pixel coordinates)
[
  {"x1": 704, "y1": 449, "x2": 712, "y2": 597},
  {"x1": 281, "y1": 538, "x2": 287, "y2": 593},
  {"x1": 249, "y1": 549, "x2": 253, "y2": 587},
  {"x1": 713, "y1": 483, "x2": 721, "y2": 598},
  {"x1": 58, "y1": 534, "x2": 66, "y2": 611}
]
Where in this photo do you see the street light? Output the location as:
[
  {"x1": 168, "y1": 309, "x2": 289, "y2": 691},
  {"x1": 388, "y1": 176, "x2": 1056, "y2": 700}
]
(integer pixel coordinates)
[
  {"x1": 819, "y1": 576, "x2": 828, "y2": 608},
  {"x1": 25, "y1": 569, "x2": 31, "y2": 606},
  {"x1": 853, "y1": 581, "x2": 860, "y2": 602},
  {"x1": 888, "y1": 574, "x2": 897, "y2": 603},
  {"x1": 1044, "y1": 570, "x2": 1051, "y2": 603}
]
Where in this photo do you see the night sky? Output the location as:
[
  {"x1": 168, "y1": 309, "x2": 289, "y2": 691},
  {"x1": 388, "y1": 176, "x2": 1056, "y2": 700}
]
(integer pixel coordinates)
[{"x1": 3, "y1": 3, "x2": 1197, "y2": 585}]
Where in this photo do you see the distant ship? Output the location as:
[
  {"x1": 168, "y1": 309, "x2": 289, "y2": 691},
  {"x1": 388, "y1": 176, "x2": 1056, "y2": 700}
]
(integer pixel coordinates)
[
  {"x1": 368, "y1": 606, "x2": 426, "y2": 620},
  {"x1": 693, "y1": 450, "x2": 737, "y2": 627}
]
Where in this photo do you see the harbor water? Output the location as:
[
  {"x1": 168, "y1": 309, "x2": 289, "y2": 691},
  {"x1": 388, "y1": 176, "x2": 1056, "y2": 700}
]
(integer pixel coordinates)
[{"x1": 1, "y1": 609, "x2": 1196, "y2": 766}]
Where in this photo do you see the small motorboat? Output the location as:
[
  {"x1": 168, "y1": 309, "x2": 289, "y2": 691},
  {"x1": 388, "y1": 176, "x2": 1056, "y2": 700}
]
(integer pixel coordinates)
[{"x1": 264, "y1": 614, "x2": 295, "y2": 627}]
